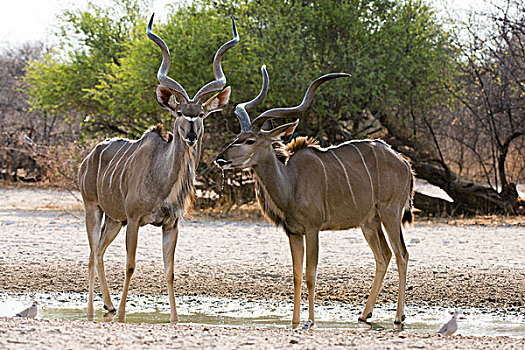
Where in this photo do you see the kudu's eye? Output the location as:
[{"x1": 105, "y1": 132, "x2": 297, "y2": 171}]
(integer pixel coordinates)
[
  {"x1": 176, "y1": 111, "x2": 183, "y2": 117},
  {"x1": 244, "y1": 139, "x2": 256, "y2": 145}
]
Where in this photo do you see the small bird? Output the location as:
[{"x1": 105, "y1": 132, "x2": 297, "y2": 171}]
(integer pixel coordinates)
[
  {"x1": 15, "y1": 301, "x2": 39, "y2": 318},
  {"x1": 302, "y1": 319, "x2": 314, "y2": 330},
  {"x1": 437, "y1": 310, "x2": 459, "y2": 336}
]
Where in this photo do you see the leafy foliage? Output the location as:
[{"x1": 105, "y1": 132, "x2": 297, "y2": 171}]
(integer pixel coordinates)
[
  {"x1": 24, "y1": 0, "x2": 461, "y2": 207},
  {"x1": 26, "y1": 0, "x2": 452, "y2": 138}
]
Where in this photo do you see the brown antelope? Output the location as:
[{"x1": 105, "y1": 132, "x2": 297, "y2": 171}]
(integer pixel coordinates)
[
  {"x1": 215, "y1": 66, "x2": 414, "y2": 328},
  {"x1": 78, "y1": 14, "x2": 238, "y2": 323}
]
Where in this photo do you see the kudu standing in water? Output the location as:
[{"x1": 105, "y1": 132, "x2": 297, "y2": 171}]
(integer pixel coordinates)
[
  {"x1": 78, "y1": 14, "x2": 238, "y2": 323},
  {"x1": 215, "y1": 66, "x2": 414, "y2": 328}
]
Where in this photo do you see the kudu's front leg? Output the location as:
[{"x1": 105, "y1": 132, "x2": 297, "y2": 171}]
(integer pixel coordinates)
[
  {"x1": 304, "y1": 231, "x2": 320, "y2": 329},
  {"x1": 288, "y1": 233, "x2": 304, "y2": 328},
  {"x1": 118, "y1": 219, "x2": 140, "y2": 322},
  {"x1": 162, "y1": 220, "x2": 179, "y2": 324}
]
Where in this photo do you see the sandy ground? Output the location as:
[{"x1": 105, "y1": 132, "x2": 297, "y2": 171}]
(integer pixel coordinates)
[
  {"x1": 2, "y1": 317, "x2": 525, "y2": 349},
  {"x1": 1, "y1": 186, "x2": 525, "y2": 349}
]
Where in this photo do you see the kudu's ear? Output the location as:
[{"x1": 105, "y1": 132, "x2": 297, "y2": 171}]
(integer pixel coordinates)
[
  {"x1": 202, "y1": 86, "x2": 231, "y2": 117},
  {"x1": 156, "y1": 85, "x2": 180, "y2": 111},
  {"x1": 268, "y1": 120, "x2": 299, "y2": 141}
]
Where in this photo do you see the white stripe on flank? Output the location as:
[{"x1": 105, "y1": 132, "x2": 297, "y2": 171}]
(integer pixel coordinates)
[
  {"x1": 389, "y1": 152, "x2": 400, "y2": 207},
  {"x1": 377, "y1": 144, "x2": 389, "y2": 203},
  {"x1": 329, "y1": 150, "x2": 357, "y2": 208},
  {"x1": 370, "y1": 143, "x2": 380, "y2": 202},
  {"x1": 82, "y1": 162, "x2": 88, "y2": 195},
  {"x1": 402, "y1": 166, "x2": 410, "y2": 207},
  {"x1": 96, "y1": 143, "x2": 111, "y2": 194},
  {"x1": 81, "y1": 148, "x2": 97, "y2": 196},
  {"x1": 350, "y1": 143, "x2": 374, "y2": 204},
  {"x1": 312, "y1": 152, "x2": 329, "y2": 221},
  {"x1": 108, "y1": 142, "x2": 133, "y2": 189},
  {"x1": 119, "y1": 142, "x2": 141, "y2": 198},
  {"x1": 393, "y1": 160, "x2": 411, "y2": 211},
  {"x1": 100, "y1": 142, "x2": 127, "y2": 199},
  {"x1": 402, "y1": 158, "x2": 412, "y2": 210}
]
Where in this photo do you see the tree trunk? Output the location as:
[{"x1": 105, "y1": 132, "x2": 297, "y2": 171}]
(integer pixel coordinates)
[{"x1": 413, "y1": 162, "x2": 521, "y2": 215}]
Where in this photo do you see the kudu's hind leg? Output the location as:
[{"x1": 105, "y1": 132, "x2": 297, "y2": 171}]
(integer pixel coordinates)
[
  {"x1": 359, "y1": 214, "x2": 392, "y2": 322},
  {"x1": 288, "y1": 233, "x2": 304, "y2": 328},
  {"x1": 85, "y1": 203, "x2": 103, "y2": 320},
  {"x1": 379, "y1": 206, "x2": 409, "y2": 324},
  {"x1": 162, "y1": 220, "x2": 179, "y2": 323},
  {"x1": 118, "y1": 219, "x2": 140, "y2": 322},
  {"x1": 95, "y1": 215, "x2": 122, "y2": 320}
]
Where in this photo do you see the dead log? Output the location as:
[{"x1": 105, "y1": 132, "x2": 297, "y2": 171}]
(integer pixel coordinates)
[
  {"x1": 413, "y1": 192, "x2": 459, "y2": 216},
  {"x1": 413, "y1": 162, "x2": 521, "y2": 215}
]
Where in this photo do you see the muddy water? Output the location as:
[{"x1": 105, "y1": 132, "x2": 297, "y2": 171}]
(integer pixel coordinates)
[{"x1": 1, "y1": 292, "x2": 524, "y2": 337}]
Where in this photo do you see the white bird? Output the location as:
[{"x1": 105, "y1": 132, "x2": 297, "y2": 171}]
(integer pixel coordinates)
[
  {"x1": 15, "y1": 301, "x2": 39, "y2": 318},
  {"x1": 437, "y1": 310, "x2": 459, "y2": 336}
]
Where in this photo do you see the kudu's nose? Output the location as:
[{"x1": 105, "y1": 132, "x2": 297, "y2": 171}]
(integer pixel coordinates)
[{"x1": 187, "y1": 131, "x2": 197, "y2": 142}]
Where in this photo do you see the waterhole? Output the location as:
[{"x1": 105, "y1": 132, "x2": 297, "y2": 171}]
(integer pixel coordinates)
[{"x1": 1, "y1": 292, "x2": 524, "y2": 337}]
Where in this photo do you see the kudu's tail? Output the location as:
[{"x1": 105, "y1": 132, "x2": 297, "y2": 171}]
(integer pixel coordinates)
[{"x1": 401, "y1": 171, "x2": 415, "y2": 226}]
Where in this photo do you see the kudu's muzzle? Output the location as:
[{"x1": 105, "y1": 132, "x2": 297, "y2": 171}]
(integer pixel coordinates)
[
  {"x1": 187, "y1": 131, "x2": 197, "y2": 143},
  {"x1": 184, "y1": 122, "x2": 198, "y2": 147}
]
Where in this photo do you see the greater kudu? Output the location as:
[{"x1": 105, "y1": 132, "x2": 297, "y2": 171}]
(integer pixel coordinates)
[
  {"x1": 215, "y1": 66, "x2": 414, "y2": 328},
  {"x1": 78, "y1": 14, "x2": 238, "y2": 323}
]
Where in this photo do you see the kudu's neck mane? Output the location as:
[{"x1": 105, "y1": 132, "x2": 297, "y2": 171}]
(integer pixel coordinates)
[
  {"x1": 274, "y1": 136, "x2": 320, "y2": 164},
  {"x1": 146, "y1": 123, "x2": 174, "y2": 143}
]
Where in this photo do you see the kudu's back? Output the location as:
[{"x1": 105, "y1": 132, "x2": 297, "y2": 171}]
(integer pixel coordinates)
[{"x1": 286, "y1": 138, "x2": 413, "y2": 230}]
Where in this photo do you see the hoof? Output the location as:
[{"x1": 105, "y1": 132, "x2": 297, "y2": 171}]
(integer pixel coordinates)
[
  {"x1": 394, "y1": 315, "x2": 406, "y2": 325},
  {"x1": 103, "y1": 305, "x2": 116, "y2": 313},
  {"x1": 102, "y1": 312, "x2": 115, "y2": 322},
  {"x1": 358, "y1": 312, "x2": 372, "y2": 322}
]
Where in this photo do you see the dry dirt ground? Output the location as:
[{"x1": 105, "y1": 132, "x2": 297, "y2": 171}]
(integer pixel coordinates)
[{"x1": 1, "y1": 186, "x2": 524, "y2": 349}]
